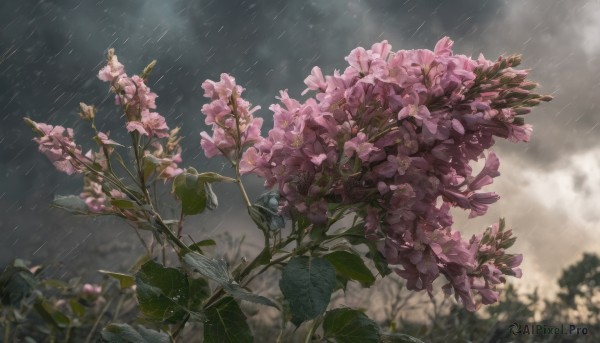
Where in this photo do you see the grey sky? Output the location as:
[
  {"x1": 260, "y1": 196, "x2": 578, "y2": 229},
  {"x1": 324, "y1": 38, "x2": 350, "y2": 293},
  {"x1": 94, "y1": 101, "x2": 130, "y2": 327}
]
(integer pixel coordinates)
[{"x1": 1, "y1": 0, "x2": 598, "y2": 298}]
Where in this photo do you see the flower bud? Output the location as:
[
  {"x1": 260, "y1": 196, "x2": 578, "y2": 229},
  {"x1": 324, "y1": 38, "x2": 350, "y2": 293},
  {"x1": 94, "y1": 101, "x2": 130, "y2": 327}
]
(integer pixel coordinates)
[
  {"x1": 79, "y1": 102, "x2": 95, "y2": 121},
  {"x1": 141, "y1": 60, "x2": 157, "y2": 80}
]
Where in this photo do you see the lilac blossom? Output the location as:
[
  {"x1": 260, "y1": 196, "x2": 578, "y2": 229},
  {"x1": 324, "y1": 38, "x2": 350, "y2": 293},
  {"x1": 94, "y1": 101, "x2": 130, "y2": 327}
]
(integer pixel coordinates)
[
  {"x1": 199, "y1": 73, "x2": 263, "y2": 161},
  {"x1": 26, "y1": 119, "x2": 84, "y2": 175},
  {"x1": 236, "y1": 37, "x2": 549, "y2": 310}
]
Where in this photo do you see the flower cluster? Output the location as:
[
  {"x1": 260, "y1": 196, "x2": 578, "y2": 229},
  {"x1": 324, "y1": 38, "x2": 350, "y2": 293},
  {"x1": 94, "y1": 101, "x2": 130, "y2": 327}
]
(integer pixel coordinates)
[
  {"x1": 144, "y1": 127, "x2": 184, "y2": 180},
  {"x1": 79, "y1": 178, "x2": 107, "y2": 213},
  {"x1": 445, "y1": 219, "x2": 522, "y2": 310},
  {"x1": 98, "y1": 49, "x2": 168, "y2": 139},
  {"x1": 235, "y1": 37, "x2": 550, "y2": 309},
  {"x1": 199, "y1": 73, "x2": 263, "y2": 161},
  {"x1": 96, "y1": 49, "x2": 183, "y2": 181},
  {"x1": 25, "y1": 119, "x2": 84, "y2": 175}
]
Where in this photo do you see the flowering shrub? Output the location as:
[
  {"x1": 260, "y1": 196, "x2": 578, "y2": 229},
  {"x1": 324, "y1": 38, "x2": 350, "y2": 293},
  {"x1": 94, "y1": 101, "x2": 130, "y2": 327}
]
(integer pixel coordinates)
[{"x1": 20, "y1": 37, "x2": 551, "y2": 342}]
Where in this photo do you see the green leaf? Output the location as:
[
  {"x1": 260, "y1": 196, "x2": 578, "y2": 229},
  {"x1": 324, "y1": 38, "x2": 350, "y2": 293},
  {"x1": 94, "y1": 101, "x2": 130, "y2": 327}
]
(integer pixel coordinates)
[
  {"x1": 51, "y1": 195, "x2": 88, "y2": 214},
  {"x1": 101, "y1": 323, "x2": 170, "y2": 343},
  {"x1": 279, "y1": 256, "x2": 336, "y2": 326},
  {"x1": 223, "y1": 283, "x2": 278, "y2": 308},
  {"x1": 204, "y1": 296, "x2": 253, "y2": 343},
  {"x1": 380, "y1": 333, "x2": 425, "y2": 343},
  {"x1": 323, "y1": 308, "x2": 380, "y2": 343},
  {"x1": 196, "y1": 172, "x2": 236, "y2": 183},
  {"x1": 129, "y1": 254, "x2": 152, "y2": 274},
  {"x1": 99, "y1": 270, "x2": 135, "y2": 289},
  {"x1": 70, "y1": 299, "x2": 86, "y2": 317},
  {"x1": 135, "y1": 260, "x2": 189, "y2": 323},
  {"x1": 142, "y1": 155, "x2": 160, "y2": 180},
  {"x1": 343, "y1": 225, "x2": 391, "y2": 277},
  {"x1": 197, "y1": 239, "x2": 217, "y2": 247},
  {"x1": 0, "y1": 265, "x2": 38, "y2": 306},
  {"x1": 324, "y1": 251, "x2": 376, "y2": 287},
  {"x1": 183, "y1": 252, "x2": 230, "y2": 285},
  {"x1": 366, "y1": 249, "x2": 391, "y2": 277},
  {"x1": 110, "y1": 199, "x2": 136, "y2": 210},
  {"x1": 34, "y1": 299, "x2": 71, "y2": 329},
  {"x1": 183, "y1": 252, "x2": 278, "y2": 309},
  {"x1": 42, "y1": 279, "x2": 69, "y2": 290},
  {"x1": 173, "y1": 169, "x2": 207, "y2": 216},
  {"x1": 188, "y1": 277, "x2": 210, "y2": 312},
  {"x1": 188, "y1": 239, "x2": 217, "y2": 253},
  {"x1": 335, "y1": 274, "x2": 349, "y2": 291}
]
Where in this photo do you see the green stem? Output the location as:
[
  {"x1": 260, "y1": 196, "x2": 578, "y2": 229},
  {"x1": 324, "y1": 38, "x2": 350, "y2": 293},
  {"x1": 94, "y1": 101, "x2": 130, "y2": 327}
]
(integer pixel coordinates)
[
  {"x1": 171, "y1": 313, "x2": 190, "y2": 341},
  {"x1": 203, "y1": 288, "x2": 225, "y2": 309},
  {"x1": 112, "y1": 293, "x2": 125, "y2": 321},
  {"x1": 113, "y1": 151, "x2": 143, "y2": 188},
  {"x1": 241, "y1": 252, "x2": 292, "y2": 287},
  {"x1": 154, "y1": 213, "x2": 187, "y2": 251},
  {"x1": 303, "y1": 316, "x2": 322, "y2": 343},
  {"x1": 4, "y1": 321, "x2": 10, "y2": 343},
  {"x1": 124, "y1": 220, "x2": 151, "y2": 255},
  {"x1": 130, "y1": 132, "x2": 153, "y2": 203},
  {"x1": 84, "y1": 297, "x2": 113, "y2": 343},
  {"x1": 177, "y1": 208, "x2": 184, "y2": 238},
  {"x1": 235, "y1": 176, "x2": 252, "y2": 208},
  {"x1": 128, "y1": 131, "x2": 187, "y2": 252}
]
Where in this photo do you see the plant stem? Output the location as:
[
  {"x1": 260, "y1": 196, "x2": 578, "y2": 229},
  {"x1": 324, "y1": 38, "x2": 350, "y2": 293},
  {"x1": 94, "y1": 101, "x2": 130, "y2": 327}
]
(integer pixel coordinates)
[
  {"x1": 128, "y1": 131, "x2": 188, "y2": 253},
  {"x1": 84, "y1": 298, "x2": 113, "y2": 343},
  {"x1": 171, "y1": 313, "x2": 189, "y2": 341},
  {"x1": 112, "y1": 293, "x2": 125, "y2": 321},
  {"x1": 235, "y1": 169, "x2": 251, "y2": 208},
  {"x1": 241, "y1": 252, "x2": 292, "y2": 287},
  {"x1": 125, "y1": 221, "x2": 151, "y2": 256},
  {"x1": 4, "y1": 321, "x2": 10, "y2": 343},
  {"x1": 177, "y1": 209, "x2": 184, "y2": 238},
  {"x1": 303, "y1": 317, "x2": 321, "y2": 343},
  {"x1": 152, "y1": 213, "x2": 187, "y2": 251},
  {"x1": 203, "y1": 288, "x2": 225, "y2": 309}
]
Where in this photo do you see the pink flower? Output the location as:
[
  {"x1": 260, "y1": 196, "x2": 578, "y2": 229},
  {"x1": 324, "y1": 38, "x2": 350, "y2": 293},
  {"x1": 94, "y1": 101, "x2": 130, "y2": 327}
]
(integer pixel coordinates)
[
  {"x1": 199, "y1": 73, "x2": 263, "y2": 161},
  {"x1": 343, "y1": 133, "x2": 378, "y2": 162},
  {"x1": 82, "y1": 283, "x2": 103, "y2": 296},
  {"x1": 28, "y1": 120, "x2": 84, "y2": 175},
  {"x1": 434, "y1": 36, "x2": 454, "y2": 57},
  {"x1": 469, "y1": 151, "x2": 500, "y2": 191},
  {"x1": 345, "y1": 47, "x2": 371, "y2": 74},
  {"x1": 125, "y1": 111, "x2": 169, "y2": 139},
  {"x1": 141, "y1": 111, "x2": 169, "y2": 138},
  {"x1": 98, "y1": 50, "x2": 163, "y2": 127},
  {"x1": 109, "y1": 189, "x2": 126, "y2": 199},
  {"x1": 240, "y1": 147, "x2": 261, "y2": 175},
  {"x1": 98, "y1": 50, "x2": 125, "y2": 82},
  {"x1": 144, "y1": 130, "x2": 184, "y2": 181},
  {"x1": 95, "y1": 132, "x2": 121, "y2": 148},
  {"x1": 126, "y1": 121, "x2": 148, "y2": 136},
  {"x1": 80, "y1": 180, "x2": 106, "y2": 213},
  {"x1": 302, "y1": 66, "x2": 327, "y2": 95},
  {"x1": 202, "y1": 73, "x2": 243, "y2": 100}
]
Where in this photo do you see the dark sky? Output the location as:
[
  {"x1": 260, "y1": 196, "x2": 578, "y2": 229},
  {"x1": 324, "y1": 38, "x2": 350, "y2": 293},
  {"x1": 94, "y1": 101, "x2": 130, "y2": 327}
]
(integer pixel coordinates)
[{"x1": 1, "y1": 0, "x2": 599, "y2": 296}]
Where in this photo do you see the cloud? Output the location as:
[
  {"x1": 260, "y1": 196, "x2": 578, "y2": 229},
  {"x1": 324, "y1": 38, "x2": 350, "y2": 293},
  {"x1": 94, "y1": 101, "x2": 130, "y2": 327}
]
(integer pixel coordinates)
[
  {"x1": 452, "y1": 150, "x2": 600, "y2": 297},
  {"x1": 474, "y1": 0, "x2": 600, "y2": 168}
]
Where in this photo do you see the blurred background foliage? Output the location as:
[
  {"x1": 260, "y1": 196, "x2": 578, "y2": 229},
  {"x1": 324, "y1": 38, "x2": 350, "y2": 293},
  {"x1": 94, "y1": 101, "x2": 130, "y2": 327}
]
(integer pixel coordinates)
[{"x1": 2, "y1": 245, "x2": 598, "y2": 342}]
